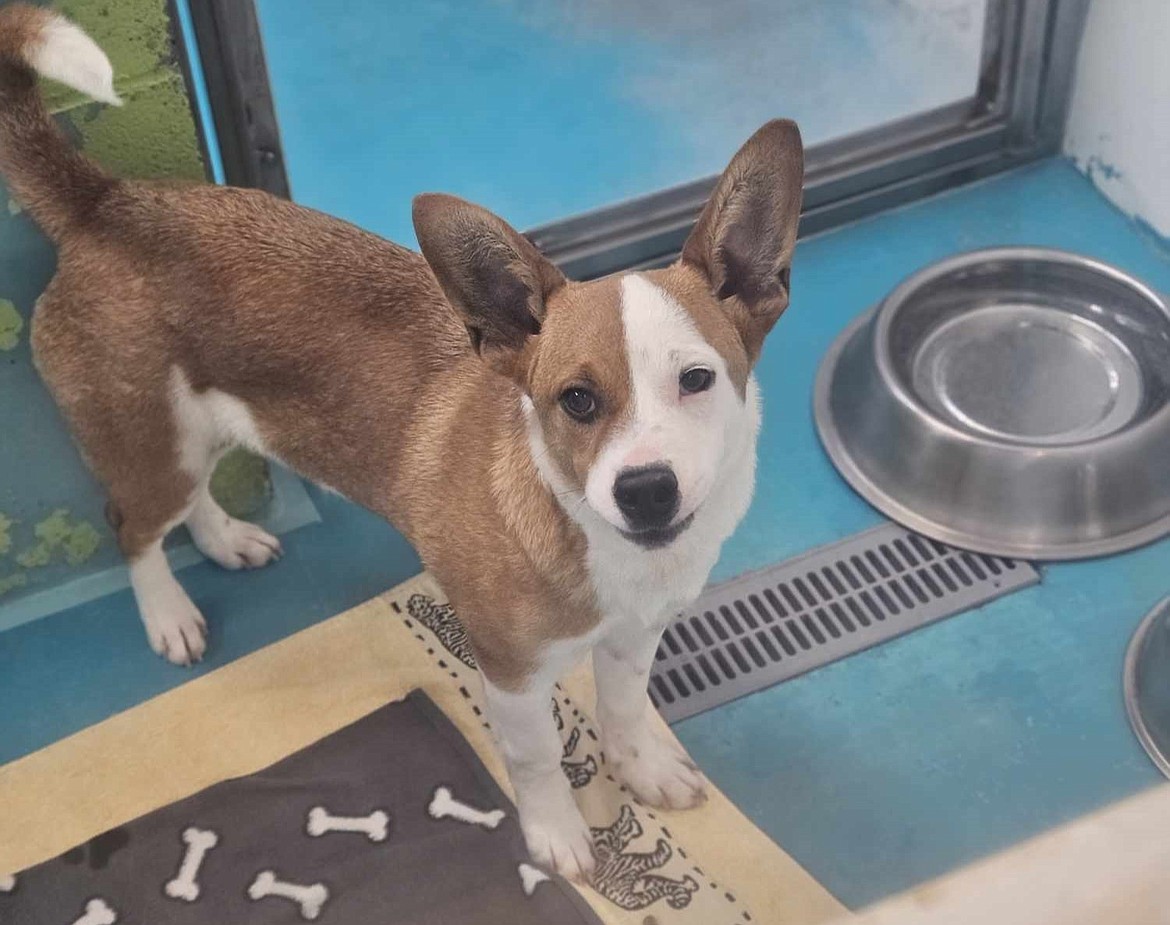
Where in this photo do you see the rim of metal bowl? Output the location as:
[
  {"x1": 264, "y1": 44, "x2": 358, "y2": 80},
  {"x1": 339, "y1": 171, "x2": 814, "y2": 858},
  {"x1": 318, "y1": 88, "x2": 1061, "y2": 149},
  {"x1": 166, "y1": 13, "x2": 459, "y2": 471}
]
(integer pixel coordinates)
[
  {"x1": 813, "y1": 307, "x2": 1170, "y2": 561},
  {"x1": 870, "y1": 247, "x2": 1170, "y2": 456},
  {"x1": 1123, "y1": 595, "x2": 1170, "y2": 779}
]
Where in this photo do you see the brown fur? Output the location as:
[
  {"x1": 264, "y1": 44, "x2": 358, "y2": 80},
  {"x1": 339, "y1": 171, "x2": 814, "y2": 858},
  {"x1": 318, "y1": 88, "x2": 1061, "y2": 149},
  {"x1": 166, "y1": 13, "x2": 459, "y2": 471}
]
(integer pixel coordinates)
[
  {"x1": 1, "y1": 3, "x2": 802, "y2": 688},
  {"x1": 0, "y1": 2, "x2": 43, "y2": 58},
  {"x1": 525, "y1": 277, "x2": 633, "y2": 495}
]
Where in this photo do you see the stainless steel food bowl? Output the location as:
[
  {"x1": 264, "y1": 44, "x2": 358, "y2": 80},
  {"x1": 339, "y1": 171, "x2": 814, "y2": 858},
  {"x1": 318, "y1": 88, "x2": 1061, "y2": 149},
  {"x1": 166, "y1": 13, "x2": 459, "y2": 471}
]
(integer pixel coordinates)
[{"x1": 815, "y1": 247, "x2": 1170, "y2": 560}]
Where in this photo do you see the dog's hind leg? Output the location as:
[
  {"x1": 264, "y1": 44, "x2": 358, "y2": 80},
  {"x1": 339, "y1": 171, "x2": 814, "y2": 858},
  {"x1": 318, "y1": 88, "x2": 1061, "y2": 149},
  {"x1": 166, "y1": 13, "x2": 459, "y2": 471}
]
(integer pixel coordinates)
[
  {"x1": 120, "y1": 504, "x2": 208, "y2": 666},
  {"x1": 103, "y1": 454, "x2": 208, "y2": 665},
  {"x1": 106, "y1": 374, "x2": 229, "y2": 665}
]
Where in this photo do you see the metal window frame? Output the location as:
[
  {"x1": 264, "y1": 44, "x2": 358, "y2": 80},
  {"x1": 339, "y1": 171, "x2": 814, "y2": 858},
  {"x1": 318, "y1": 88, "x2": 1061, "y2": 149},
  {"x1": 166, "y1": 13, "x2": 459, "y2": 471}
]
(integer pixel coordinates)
[
  {"x1": 178, "y1": 0, "x2": 290, "y2": 197},
  {"x1": 175, "y1": 0, "x2": 1087, "y2": 274}
]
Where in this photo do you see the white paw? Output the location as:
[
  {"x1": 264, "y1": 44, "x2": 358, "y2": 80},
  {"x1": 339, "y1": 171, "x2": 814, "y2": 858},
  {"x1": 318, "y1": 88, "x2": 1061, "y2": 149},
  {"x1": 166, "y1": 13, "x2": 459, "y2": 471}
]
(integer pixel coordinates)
[
  {"x1": 607, "y1": 730, "x2": 708, "y2": 811},
  {"x1": 193, "y1": 516, "x2": 282, "y2": 571},
  {"x1": 518, "y1": 792, "x2": 595, "y2": 883},
  {"x1": 142, "y1": 594, "x2": 207, "y2": 666}
]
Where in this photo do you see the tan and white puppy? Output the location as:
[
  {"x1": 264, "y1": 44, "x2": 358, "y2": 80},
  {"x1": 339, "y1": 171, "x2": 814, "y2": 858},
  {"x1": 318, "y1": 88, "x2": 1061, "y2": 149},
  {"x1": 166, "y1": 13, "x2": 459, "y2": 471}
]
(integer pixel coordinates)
[{"x1": 0, "y1": 6, "x2": 803, "y2": 879}]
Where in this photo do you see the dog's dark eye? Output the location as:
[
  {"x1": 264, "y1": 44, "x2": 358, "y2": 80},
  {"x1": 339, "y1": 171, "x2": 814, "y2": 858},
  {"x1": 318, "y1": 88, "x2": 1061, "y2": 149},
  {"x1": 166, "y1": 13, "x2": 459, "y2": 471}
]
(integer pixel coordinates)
[
  {"x1": 680, "y1": 367, "x2": 714, "y2": 395},
  {"x1": 560, "y1": 387, "x2": 598, "y2": 421}
]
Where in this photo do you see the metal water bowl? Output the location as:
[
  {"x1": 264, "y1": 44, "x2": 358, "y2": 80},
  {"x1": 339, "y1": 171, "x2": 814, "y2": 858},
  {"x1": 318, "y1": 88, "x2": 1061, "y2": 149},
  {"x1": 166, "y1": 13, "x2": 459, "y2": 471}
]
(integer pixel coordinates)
[{"x1": 815, "y1": 247, "x2": 1170, "y2": 560}]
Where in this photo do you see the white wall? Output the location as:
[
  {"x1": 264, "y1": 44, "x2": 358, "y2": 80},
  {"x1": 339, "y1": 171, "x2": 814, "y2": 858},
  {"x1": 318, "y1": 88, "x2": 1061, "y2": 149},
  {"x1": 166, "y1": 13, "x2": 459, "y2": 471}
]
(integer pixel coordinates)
[{"x1": 1064, "y1": 0, "x2": 1170, "y2": 239}]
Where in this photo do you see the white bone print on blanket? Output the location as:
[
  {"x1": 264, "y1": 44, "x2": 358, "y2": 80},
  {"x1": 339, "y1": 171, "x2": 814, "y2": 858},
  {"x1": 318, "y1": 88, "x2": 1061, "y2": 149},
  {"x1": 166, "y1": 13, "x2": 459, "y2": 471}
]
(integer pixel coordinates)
[
  {"x1": 164, "y1": 826, "x2": 219, "y2": 902},
  {"x1": 306, "y1": 805, "x2": 390, "y2": 842},
  {"x1": 71, "y1": 897, "x2": 117, "y2": 925},
  {"x1": 427, "y1": 785, "x2": 505, "y2": 829},
  {"x1": 518, "y1": 863, "x2": 550, "y2": 896},
  {"x1": 248, "y1": 870, "x2": 329, "y2": 921}
]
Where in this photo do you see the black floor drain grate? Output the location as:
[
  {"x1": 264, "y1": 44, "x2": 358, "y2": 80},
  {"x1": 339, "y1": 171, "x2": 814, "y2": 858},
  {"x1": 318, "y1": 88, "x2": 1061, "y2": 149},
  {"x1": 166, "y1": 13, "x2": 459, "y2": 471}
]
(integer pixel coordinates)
[{"x1": 650, "y1": 524, "x2": 1040, "y2": 723}]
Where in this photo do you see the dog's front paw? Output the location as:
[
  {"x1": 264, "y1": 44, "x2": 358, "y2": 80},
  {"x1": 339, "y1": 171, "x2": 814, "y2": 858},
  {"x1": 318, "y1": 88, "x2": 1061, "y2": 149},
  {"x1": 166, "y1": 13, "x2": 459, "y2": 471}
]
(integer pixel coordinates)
[
  {"x1": 142, "y1": 598, "x2": 207, "y2": 666},
  {"x1": 607, "y1": 730, "x2": 708, "y2": 811},
  {"x1": 519, "y1": 791, "x2": 595, "y2": 883}
]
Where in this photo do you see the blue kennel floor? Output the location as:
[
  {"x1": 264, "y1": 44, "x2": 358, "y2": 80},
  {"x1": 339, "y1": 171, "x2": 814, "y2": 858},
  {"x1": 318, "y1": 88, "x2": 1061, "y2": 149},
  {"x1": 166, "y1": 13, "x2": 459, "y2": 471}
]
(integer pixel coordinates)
[{"x1": 3, "y1": 161, "x2": 1169, "y2": 907}]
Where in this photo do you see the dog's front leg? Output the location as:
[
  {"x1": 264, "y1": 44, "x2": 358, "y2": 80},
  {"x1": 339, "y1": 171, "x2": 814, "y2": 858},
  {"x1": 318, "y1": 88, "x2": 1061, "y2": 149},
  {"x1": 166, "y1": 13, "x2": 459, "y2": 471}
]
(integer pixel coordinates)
[
  {"x1": 482, "y1": 672, "x2": 595, "y2": 882},
  {"x1": 594, "y1": 619, "x2": 707, "y2": 810}
]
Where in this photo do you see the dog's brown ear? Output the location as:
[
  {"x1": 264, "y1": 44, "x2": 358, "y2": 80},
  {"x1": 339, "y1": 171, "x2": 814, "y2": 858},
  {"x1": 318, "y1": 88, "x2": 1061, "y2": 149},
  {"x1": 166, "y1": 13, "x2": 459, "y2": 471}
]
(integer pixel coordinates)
[
  {"x1": 413, "y1": 193, "x2": 565, "y2": 376},
  {"x1": 681, "y1": 119, "x2": 804, "y2": 362}
]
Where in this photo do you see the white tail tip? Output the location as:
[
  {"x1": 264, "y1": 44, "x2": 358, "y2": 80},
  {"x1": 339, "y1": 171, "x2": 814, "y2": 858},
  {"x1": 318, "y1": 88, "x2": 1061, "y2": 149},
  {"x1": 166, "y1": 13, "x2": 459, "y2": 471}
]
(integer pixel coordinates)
[{"x1": 28, "y1": 14, "x2": 122, "y2": 106}]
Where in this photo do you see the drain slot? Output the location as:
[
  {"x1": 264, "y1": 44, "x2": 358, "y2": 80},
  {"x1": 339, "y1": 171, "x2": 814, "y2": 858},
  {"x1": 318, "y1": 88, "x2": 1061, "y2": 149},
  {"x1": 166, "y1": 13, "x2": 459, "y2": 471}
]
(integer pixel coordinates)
[{"x1": 650, "y1": 523, "x2": 1040, "y2": 723}]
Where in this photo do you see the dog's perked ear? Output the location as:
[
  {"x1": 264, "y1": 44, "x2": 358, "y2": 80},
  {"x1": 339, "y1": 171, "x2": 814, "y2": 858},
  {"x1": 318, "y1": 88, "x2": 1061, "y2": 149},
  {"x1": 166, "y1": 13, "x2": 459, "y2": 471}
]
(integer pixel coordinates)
[
  {"x1": 413, "y1": 193, "x2": 566, "y2": 379},
  {"x1": 681, "y1": 119, "x2": 804, "y2": 363}
]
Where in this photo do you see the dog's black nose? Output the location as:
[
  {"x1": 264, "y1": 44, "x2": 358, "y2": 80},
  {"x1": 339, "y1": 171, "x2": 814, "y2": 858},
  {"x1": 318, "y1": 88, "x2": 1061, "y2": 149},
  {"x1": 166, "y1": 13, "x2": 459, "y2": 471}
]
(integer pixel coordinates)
[{"x1": 613, "y1": 465, "x2": 680, "y2": 531}]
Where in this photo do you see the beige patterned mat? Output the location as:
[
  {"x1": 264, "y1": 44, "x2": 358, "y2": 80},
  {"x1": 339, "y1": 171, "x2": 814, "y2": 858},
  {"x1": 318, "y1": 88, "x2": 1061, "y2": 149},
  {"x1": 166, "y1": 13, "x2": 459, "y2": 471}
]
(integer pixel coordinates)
[{"x1": 0, "y1": 572, "x2": 845, "y2": 925}]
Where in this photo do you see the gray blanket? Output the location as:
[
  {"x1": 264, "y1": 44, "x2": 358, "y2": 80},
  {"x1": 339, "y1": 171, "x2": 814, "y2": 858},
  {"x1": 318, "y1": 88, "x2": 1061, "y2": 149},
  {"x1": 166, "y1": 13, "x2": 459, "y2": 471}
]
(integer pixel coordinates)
[{"x1": 2, "y1": 690, "x2": 602, "y2": 924}]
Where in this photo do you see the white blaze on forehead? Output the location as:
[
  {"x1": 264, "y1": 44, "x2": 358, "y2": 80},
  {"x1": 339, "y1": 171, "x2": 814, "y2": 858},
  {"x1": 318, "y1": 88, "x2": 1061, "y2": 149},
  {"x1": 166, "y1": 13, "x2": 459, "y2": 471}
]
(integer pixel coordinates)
[{"x1": 619, "y1": 274, "x2": 717, "y2": 407}]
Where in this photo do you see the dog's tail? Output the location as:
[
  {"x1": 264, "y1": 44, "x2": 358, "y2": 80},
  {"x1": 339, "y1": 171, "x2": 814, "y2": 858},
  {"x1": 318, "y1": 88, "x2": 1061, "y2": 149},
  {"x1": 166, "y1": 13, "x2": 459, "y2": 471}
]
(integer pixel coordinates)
[{"x1": 0, "y1": 4, "x2": 121, "y2": 239}]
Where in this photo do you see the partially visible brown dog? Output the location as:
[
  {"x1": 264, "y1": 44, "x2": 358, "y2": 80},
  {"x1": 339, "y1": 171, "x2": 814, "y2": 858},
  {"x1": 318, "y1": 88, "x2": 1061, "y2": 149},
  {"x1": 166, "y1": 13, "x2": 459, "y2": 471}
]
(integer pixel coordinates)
[{"x1": 0, "y1": 5, "x2": 803, "y2": 879}]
